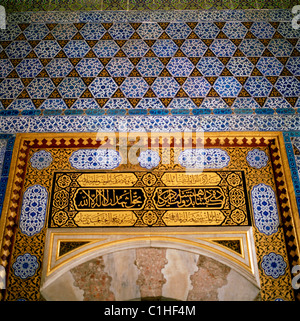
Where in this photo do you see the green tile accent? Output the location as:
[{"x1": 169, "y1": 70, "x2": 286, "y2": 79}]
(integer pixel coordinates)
[{"x1": 0, "y1": 0, "x2": 297, "y2": 13}]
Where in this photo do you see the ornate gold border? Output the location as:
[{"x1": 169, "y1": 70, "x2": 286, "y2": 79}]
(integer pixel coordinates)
[{"x1": 1, "y1": 131, "x2": 299, "y2": 301}]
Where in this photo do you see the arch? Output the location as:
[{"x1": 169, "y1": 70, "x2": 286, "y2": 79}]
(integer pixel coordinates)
[{"x1": 40, "y1": 232, "x2": 260, "y2": 301}]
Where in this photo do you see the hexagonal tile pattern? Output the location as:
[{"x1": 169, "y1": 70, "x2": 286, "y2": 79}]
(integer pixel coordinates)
[
  {"x1": 122, "y1": 40, "x2": 149, "y2": 57},
  {"x1": 23, "y1": 23, "x2": 49, "y2": 40},
  {"x1": 183, "y1": 77, "x2": 211, "y2": 97},
  {"x1": 275, "y1": 77, "x2": 300, "y2": 97},
  {"x1": 0, "y1": 59, "x2": 14, "y2": 78},
  {"x1": 57, "y1": 78, "x2": 87, "y2": 98},
  {"x1": 239, "y1": 39, "x2": 265, "y2": 57},
  {"x1": 152, "y1": 39, "x2": 178, "y2": 57},
  {"x1": 166, "y1": 57, "x2": 194, "y2": 77},
  {"x1": 136, "y1": 57, "x2": 164, "y2": 77},
  {"x1": 277, "y1": 22, "x2": 300, "y2": 39},
  {"x1": 63, "y1": 40, "x2": 91, "y2": 58},
  {"x1": 210, "y1": 39, "x2": 236, "y2": 57},
  {"x1": 165, "y1": 22, "x2": 192, "y2": 39},
  {"x1": 5, "y1": 41, "x2": 32, "y2": 59},
  {"x1": 194, "y1": 22, "x2": 219, "y2": 39},
  {"x1": 51, "y1": 24, "x2": 78, "y2": 40},
  {"x1": 79, "y1": 23, "x2": 106, "y2": 40},
  {"x1": 75, "y1": 58, "x2": 104, "y2": 77},
  {"x1": 106, "y1": 58, "x2": 134, "y2": 77},
  {"x1": 197, "y1": 57, "x2": 224, "y2": 76},
  {"x1": 256, "y1": 57, "x2": 283, "y2": 76},
  {"x1": 27, "y1": 78, "x2": 55, "y2": 99},
  {"x1": 93, "y1": 40, "x2": 120, "y2": 57},
  {"x1": 15, "y1": 59, "x2": 44, "y2": 78},
  {"x1": 46, "y1": 59, "x2": 74, "y2": 78},
  {"x1": 152, "y1": 77, "x2": 180, "y2": 98},
  {"x1": 121, "y1": 77, "x2": 149, "y2": 98},
  {"x1": 0, "y1": 78, "x2": 24, "y2": 99},
  {"x1": 180, "y1": 39, "x2": 207, "y2": 57},
  {"x1": 0, "y1": 10, "x2": 300, "y2": 131},
  {"x1": 222, "y1": 22, "x2": 248, "y2": 39},
  {"x1": 250, "y1": 22, "x2": 275, "y2": 38},
  {"x1": 286, "y1": 57, "x2": 300, "y2": 76},
  {"x1": 89, "y1": 77, "x2": 118, "y2": 98},
  {"x1": 213, "y1": 77, "x2": 242, "y2": 97},
  {"x1": 268, "y1": 39, "x2": 294, "y2": 57},
  {"x1": 136, "y1": 23, "x2": 163, "y2": 39},
  {"x1": 227, "y1": 57, "x2": 254, "y2": 76},
  {"x1": 0, "y1": 23, "x2": 22, "y2": 41},
  {"x1": 108, "y1": 23, "x2": 135, "y2": 40},
  {"x1": 34, "y1": 41, "x2": 62, "y2": 59},
  {"x1": 244, "y1": 77, "x2": 273, "y2": 97}
]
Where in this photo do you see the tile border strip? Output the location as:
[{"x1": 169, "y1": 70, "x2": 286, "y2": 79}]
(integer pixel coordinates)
[{"x1": 5, "y1": 9, "x2": 297, "y2": 24}]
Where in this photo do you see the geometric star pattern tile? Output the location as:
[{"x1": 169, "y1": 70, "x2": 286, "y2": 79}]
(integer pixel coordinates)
[{"x1": 0, "y1": 9, "x2": 300, "y2": 131}]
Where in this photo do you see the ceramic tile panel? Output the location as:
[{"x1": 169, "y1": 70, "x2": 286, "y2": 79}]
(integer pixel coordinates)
[{"x1": 0, "y1": 9, "x2": 299, "y2": 131}]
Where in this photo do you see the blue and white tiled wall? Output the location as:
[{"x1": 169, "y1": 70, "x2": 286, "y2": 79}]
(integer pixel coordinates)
[{"x1": 0, "y1": 9, "x2": 299, "y2": 133}]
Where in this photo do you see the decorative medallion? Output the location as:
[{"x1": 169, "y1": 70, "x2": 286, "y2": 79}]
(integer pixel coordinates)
[
  {"x1": 29, "y1": 150, "x2": 53, "y2": 170},
  {"x1": 138, "y1": 150, "x2": 161, "y2": 169},
  {"x1": 19, "y1": 185, "x2": 48, "y2": 237},
  {"x1": 12, "y1": 253, "x2": 39, "y2": 280},
  {"x1": 251, "y1": 183, "x2": 279, "y2": 236},
  {"x1": 178, "y1": 149, "x2": 230, "y2": 169},
  {"x1": 69, "y1": 149, "x2": 122, "y2": 170},
  {"x1": 261, "y1": 252, "x2": 287, "y2": 279},
  {"x1": 246, "y1": 149, "x2": 269, "y2": 169}
]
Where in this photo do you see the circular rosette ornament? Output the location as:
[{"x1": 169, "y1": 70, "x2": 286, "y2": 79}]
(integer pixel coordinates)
[
  {"x1": 142, "y1": 173, "x2": 157, "y2": 186},
  {"x1": 30, "y1": 150, "x2": 53, "y2": 170},
  {"x1": 142, "y1": 211, "x2": 158, "y2": 226},
  {"x1": 246, "y1": 148, "x2": 269, "y2": 169},
  {"x1": 261, "y1": 252, "x2": 287, "y2": 279},
  {"x1": 12, "y1": 253, "x2": 39, "y2": 279},
  {"x1": 138, "y1": 150, "x2": 160, "y2": 169}
]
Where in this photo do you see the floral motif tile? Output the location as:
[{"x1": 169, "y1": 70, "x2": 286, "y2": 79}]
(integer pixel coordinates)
[
  {"x1": 106, "y1": 58, "x2": 134, "y2": 77},
  {"x1": 120, "y1": 77, "x2": 149, "y2": 97},
  {"x1": 63, "y1": 40, "x2": 91, "y2": 58},
  {"x1": 166, "y1": 57, "x2": 194, "y2": 77},
  {"x1": 4, "y1": 41, "x2": 32, "y2": 59},
  {"x1": 136, "y1": 57, "x2": 164, "y2": 77},
  {"x1": 15, "y1": 59, "x2": 43, "y2": 78},
  {"x1": 92, "y1": 40, "x2": 120, "y2": 57},
  {"x1": 0, "y1": 9, "x2": 299, "y2": 132},
  {"x1": 0, "y1": 59, "x2": 14, "y2": 78},
  {"x1": 214, "y1": 77, "x2": 242, "y2": 97},
  {"x1": 136, "y1": 23, "x2": 163, "y2": 39},
  {"x1": 89, "y1": 77, "x2": 118, "y2": 98},
  {"x1": 256, "y1": 57, "x2": 284, "y2": 76},
  {"x1": 197, "y1": 57, "x2": 224, "y2": 76},
  {"x1": 57, "y1": 78, "x2": 87, "y2": 99},
  {"x1": 122, "y1": 40, "x2": 150, "y2": 57},
  {"x1": 151, "y1": 39, "x2": 178, "y2": 57},
  {"x1": 210, "y1": 39, "x2": 237, "y2": 57}
]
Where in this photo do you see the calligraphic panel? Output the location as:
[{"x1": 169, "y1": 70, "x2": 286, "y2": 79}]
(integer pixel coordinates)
[
  {"x1": 1, "y1": 132, "x2": 299, "y2": 302},
  {"x1": 48, "y1": 171, "x2": 250, "y2": 227}
]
